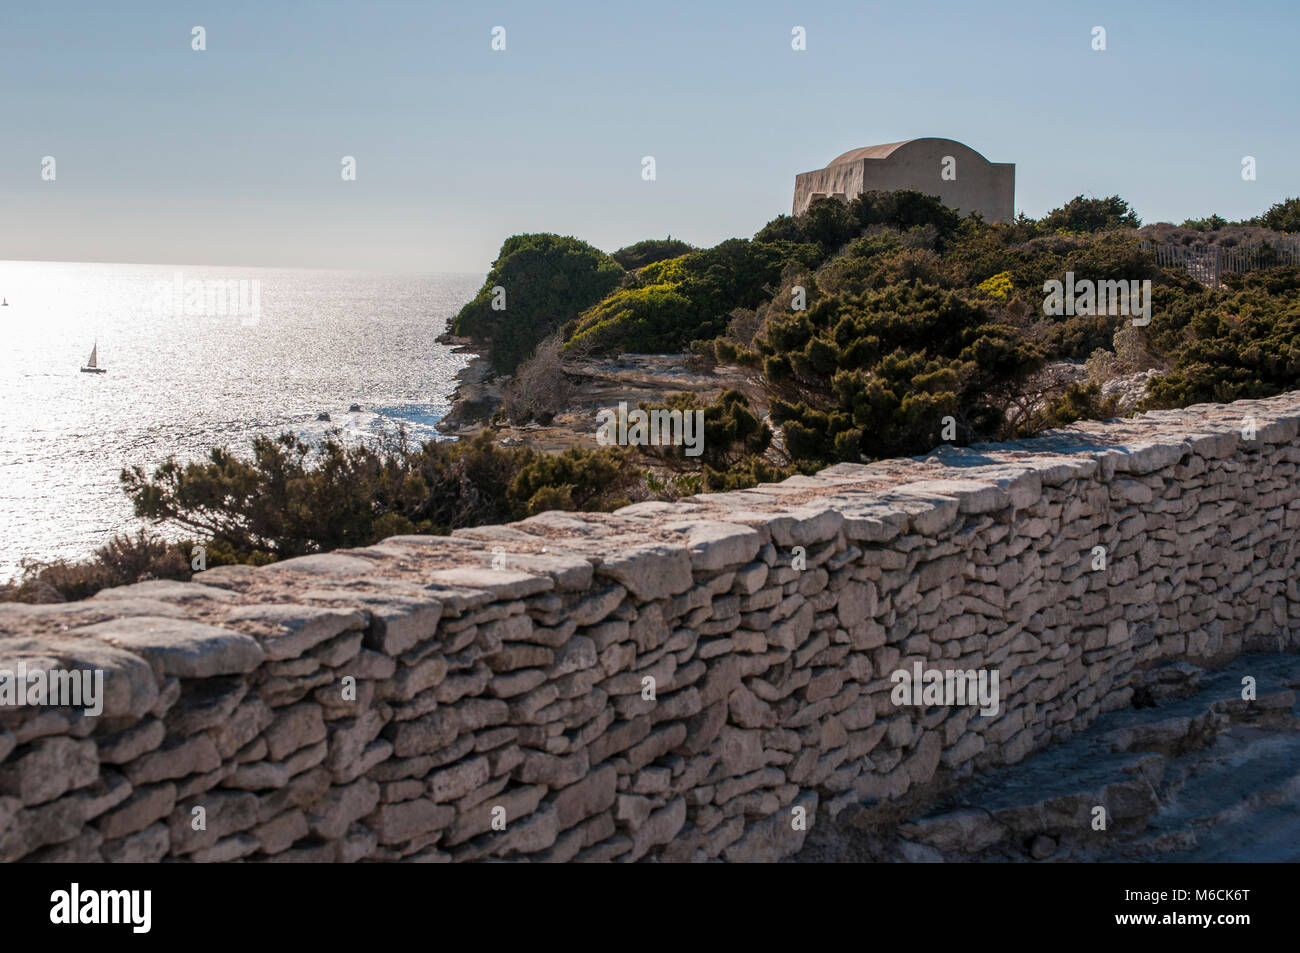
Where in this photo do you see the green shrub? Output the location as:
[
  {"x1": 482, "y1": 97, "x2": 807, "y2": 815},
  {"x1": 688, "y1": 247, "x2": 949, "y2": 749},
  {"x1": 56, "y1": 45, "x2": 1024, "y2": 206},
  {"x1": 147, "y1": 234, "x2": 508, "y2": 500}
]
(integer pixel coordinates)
[
  {"x1": 1255, "y1": 197, "x2": 1300, "y2": 233},
  {"x1": 1026, "y1": 382, "x2": 1121, "y2": 432},
  {"x1": 565, "y1": 283, "x2": 696, "y2": 354},
  {"x1": 1041, "y1": 195, "x2": 1140, "y2": 233},
  {"x1": 1142, "y1": 267, "x2": 1300, "y2": 408},
  {"x1": 703, "y1": 456, "x2": 799, "y2": 492},
  {"x1": 566, "y1": 239, "x2": 798, "y2": 355},
  {"x1": 1181, "y1": 214, "x2": 1229, "y2": 231},
  {"x1": 848, "y1": 190, "x2": 963, "y2": 245},
  {"x1": 453, "y1": 234, "x2": 624, "y2": 373},
  {"x1": 799, "y1": 198, "x2": 861, "y2": 256},
  {"x1": 757, "y1": 282, "x2": 1042, "y2": 462},
  {"x1": 508, "y1": 446, "x2": 639, "y2": 515},
  {"x1": 611, "y1": 237, "x2": 696, "y2": 271},
  {"x1": 634, "y1": 390, "x2": 771, "y2": 472},
  {"x1": 121, "y1": 430, "x2": 643, "y2": 562}
]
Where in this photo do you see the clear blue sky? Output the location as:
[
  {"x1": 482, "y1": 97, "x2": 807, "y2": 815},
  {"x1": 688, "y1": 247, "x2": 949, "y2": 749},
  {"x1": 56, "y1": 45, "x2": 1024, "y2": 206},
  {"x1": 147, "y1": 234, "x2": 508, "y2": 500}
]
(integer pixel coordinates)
[{"x1": 1, "y1": 0, "x2": 1296, "y2": 272}]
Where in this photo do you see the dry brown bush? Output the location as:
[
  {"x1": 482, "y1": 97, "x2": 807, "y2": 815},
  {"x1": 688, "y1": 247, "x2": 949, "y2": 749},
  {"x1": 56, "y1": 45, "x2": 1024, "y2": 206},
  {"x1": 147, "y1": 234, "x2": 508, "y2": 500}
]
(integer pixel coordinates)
[
  {"x1": 0, "y1": 530, "x2": 191, "y2": 603},
  {"x1": 502, "y1": 334, "x2": 574, "y2": 423}
]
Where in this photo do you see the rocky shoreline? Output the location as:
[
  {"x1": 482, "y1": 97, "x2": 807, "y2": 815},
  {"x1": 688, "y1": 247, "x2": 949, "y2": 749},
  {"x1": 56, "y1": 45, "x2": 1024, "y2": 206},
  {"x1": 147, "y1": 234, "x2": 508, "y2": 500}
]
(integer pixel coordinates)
[
  {"x1": 434, "y1": 335, "x2": 767, "y2": 454},
  {"x1": 433, "y1": 334, "x2": 499, "y2": 436}
]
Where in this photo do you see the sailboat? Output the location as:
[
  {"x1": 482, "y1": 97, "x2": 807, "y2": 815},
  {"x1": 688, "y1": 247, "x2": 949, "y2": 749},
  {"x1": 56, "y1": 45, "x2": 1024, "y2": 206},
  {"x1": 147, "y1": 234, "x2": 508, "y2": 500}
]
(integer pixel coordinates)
[
  {"x1": 80, "y1": 342, "x2": 107, "y2": 374},
  {"x1": 1, "y1": 298, "x2": 8, "y2": 306}
]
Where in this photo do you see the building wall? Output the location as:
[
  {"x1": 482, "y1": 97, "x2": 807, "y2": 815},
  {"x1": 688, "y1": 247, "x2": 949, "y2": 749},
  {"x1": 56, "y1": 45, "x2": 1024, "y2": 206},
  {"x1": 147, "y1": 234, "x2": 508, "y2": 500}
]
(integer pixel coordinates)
[
  {"x1": 793, "y1": 138, "x2": 1015, "y2": 222},
  {"x1": 1, "y1": 392, "x2": 1298, "y2": 862},
  {"x1": 792, "y1": 164, "x2": 864, "y2": 215}
]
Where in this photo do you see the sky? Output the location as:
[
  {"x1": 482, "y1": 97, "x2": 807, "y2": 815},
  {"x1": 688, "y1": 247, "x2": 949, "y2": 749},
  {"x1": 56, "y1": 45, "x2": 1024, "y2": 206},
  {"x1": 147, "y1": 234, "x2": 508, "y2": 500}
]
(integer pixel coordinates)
[{"x1": 1, "y1": 0, "x2": 1296, "y2": 273}]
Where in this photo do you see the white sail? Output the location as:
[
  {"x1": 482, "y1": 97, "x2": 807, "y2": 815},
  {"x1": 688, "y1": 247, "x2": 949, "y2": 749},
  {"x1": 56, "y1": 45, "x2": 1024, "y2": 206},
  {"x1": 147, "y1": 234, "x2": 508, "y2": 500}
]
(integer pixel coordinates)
[{"x1": 86, "y1": 343, "x2": 98, "y2": 368}]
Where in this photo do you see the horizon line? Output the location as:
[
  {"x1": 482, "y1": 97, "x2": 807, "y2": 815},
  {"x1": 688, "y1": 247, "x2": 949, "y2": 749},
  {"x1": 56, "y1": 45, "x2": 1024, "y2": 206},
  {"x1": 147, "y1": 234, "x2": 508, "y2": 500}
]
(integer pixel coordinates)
[{"x1": 0, "y1": 256, "x2": 487, "y2": 277}]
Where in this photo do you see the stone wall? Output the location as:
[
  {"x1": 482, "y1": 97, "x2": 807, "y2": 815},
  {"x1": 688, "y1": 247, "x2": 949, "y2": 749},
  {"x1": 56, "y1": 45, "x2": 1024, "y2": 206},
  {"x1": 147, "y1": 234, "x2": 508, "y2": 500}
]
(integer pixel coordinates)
[{"x1": 2, "y1": 392, "x2": 1299, "y2": 863}]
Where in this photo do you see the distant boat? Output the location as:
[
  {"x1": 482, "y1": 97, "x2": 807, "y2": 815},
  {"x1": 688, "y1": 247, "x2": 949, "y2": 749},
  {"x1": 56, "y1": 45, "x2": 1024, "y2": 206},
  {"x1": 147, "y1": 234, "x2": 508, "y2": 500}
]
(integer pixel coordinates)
[
  {"x1": 80, "y1": 342, "x2": 107, "y2": 374},
  {"x1": 1, "y1": 298, "x2": 7, "y2": 306}
]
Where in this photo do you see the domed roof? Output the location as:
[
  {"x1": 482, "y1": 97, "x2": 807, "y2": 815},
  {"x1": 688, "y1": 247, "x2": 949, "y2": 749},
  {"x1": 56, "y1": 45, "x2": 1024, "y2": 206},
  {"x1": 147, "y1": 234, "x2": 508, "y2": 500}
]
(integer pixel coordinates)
[{"x1": 827, "y1": 140, "x2": 916, "y2": 166}]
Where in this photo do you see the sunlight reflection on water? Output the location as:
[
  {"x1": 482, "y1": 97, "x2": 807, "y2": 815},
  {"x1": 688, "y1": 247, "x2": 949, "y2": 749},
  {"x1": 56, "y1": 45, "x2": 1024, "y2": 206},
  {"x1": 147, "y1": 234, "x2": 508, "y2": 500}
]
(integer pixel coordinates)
[{"x1": 0, "y1": 261, "x2": 481, "y2": 579}]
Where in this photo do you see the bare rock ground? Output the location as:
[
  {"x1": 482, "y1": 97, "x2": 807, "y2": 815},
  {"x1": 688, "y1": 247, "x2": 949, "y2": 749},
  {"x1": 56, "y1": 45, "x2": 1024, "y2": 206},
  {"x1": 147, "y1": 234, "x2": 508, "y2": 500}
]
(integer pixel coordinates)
[
  {"x1": 794, "y1": 652, "x2": 1300, "y2": 862},
  {"x1": 438, "y1": 351, "x2": 765, "y2": 453}
]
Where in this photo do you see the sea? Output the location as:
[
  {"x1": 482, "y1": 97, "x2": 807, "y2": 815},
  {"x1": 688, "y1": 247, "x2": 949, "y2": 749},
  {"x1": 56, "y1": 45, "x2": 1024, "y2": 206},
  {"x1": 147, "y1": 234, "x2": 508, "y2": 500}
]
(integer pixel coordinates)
[{"x1": 0, "y1": 261, "x2": 483, "y2": 581}]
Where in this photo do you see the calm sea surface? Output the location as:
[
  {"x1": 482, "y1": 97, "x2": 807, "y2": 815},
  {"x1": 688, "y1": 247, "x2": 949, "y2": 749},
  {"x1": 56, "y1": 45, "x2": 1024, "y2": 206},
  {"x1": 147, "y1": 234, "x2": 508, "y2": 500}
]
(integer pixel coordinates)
[{"x1": 0, "y1": 261, "x2": 482, "y2": 580}]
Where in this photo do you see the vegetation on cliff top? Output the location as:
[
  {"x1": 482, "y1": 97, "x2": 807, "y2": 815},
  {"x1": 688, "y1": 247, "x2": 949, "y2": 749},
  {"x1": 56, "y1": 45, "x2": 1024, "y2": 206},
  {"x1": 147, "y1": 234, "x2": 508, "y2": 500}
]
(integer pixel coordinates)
[
  {"x1": 452, "y1": 233, "x2": 623, "y2": 373},
  {"x1": 9, "y1": 192, "x2": 1300, "y2": 602},
  {"x1": 565, "y1": 238, "x2": 813, "y2": 355}
]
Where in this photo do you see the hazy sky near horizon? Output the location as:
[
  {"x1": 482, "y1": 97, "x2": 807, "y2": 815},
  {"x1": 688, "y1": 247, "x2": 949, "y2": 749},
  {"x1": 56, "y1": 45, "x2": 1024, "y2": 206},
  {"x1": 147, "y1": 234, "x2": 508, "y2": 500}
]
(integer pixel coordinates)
[{"x1": 2, "y1": 0, "x2": 1297, "y2": 273}]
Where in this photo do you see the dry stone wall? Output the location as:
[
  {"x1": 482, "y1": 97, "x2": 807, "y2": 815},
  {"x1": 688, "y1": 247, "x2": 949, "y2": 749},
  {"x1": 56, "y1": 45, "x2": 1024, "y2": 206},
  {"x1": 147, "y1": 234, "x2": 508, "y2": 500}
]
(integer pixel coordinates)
[{"x1": 2, "y1": 392, "x2": 1300, "y2": 863}]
